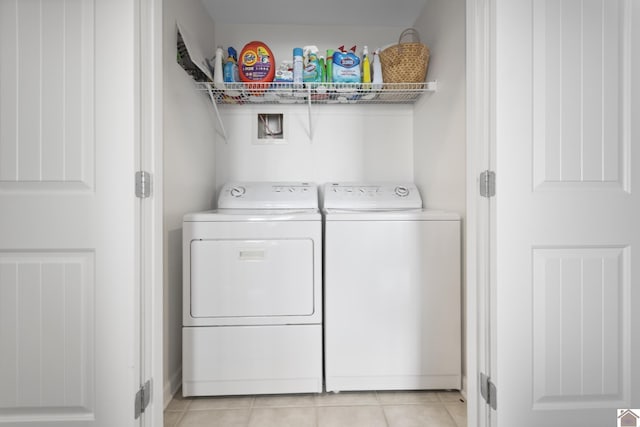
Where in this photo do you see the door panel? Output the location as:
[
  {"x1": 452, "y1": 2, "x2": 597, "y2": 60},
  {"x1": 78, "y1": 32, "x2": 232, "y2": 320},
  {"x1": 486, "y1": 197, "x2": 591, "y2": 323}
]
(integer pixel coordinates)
[
  {"x1": 0, "y1": 0, "x2": 139, "y2": 425},
  {"x1": 531, "y1": 247, "x2": 628, "y2": 409},
  {"x1": 494, "y1": 0, "x2": 639, "y2": 425},
  {"x1": 0, "y1": 252, "x2": 94, "y2": 413},
  {"x1": 532, "y1": 0, "x2": 628, "y2": 189},
  {"x1": 0, "y1": 0, "x2": 93, "y2": 191}
]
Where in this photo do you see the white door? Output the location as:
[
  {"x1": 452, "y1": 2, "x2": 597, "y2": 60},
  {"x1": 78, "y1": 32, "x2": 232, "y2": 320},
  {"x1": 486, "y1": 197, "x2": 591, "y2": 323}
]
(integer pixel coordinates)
[
  {"x1": 492, "y1": 0, "x2": 639, "y2": 426},
  {"x1": 0, "y1": 0, "x2": 142, "y2": 425}
]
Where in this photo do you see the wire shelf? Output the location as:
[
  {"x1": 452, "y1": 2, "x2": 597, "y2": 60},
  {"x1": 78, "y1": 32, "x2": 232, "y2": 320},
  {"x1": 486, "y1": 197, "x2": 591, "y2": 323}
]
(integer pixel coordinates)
[{"x1": 195, "y1": 81, "x2": 437, "y2": 105}]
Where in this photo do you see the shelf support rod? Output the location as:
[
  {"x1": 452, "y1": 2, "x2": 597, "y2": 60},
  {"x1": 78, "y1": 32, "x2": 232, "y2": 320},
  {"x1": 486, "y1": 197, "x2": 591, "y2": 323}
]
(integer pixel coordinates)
[
  {"x1": 307, "y1": 87, "x2": 313, "y2": 141},
  {"x1": 206, "y1": 84, "x2": 228, "y2": 142}
]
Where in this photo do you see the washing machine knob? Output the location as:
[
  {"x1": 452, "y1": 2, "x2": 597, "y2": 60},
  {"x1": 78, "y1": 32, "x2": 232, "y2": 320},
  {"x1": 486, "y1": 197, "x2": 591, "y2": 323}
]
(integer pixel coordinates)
[
  {"x1": 394, "y1": 186, "x2": 410, "y2": 197},
  {"x1": 230, "y1": 186, "x2": 246, "y2": 197}
]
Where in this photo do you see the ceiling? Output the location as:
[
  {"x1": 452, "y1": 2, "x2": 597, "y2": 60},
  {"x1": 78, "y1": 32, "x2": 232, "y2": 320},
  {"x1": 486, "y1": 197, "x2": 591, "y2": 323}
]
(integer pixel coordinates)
[{"x1": 200, "y1": 0, "x2": 428, "y2": 27}]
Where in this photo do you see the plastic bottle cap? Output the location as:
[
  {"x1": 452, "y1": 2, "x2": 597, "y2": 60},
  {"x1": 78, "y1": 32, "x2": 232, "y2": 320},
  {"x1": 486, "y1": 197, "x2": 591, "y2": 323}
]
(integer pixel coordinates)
[{"x1": 293, "y1": 47, "x2": 303, "y2": 56}]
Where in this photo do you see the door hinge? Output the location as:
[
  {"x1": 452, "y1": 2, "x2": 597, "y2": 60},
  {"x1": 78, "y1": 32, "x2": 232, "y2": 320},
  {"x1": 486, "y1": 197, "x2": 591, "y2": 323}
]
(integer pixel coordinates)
[
  {"x1": 135, "y1": 171, "x2": 152, "y2": 198},
  {"x1": 480, "y1": 372, "x2": 497, "y2": 410},
  {"x1": 479, "y1": 170, "x2": 496, "y2": 198},
  {"x1": 134, "y1": 379, "x2": 152, "y2": 419}
]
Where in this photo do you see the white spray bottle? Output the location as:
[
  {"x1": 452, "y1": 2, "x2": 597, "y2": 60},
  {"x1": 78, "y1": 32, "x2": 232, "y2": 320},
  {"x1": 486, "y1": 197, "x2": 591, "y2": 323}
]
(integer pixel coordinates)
[
  {"x1": 214, "y1": 46, "x2": 225, "y2": 90},
  {"x1": 372, "y1": 48, "x2": 383, "y2": 90}
]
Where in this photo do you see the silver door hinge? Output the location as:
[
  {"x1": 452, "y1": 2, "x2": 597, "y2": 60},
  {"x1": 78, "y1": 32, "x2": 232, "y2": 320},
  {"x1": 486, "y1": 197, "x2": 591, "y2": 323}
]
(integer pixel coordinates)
[
  {"x1": 135, "y1": 171, "x2": 152, "y2": 198},
  {"x1": 479, "y1": 170, "x2": 495, "y2": 198},
  {"x1": 480, "y1": 372, "x2": 497, "y2": 410},
  {"x1": 134, "y1": 379, "x2": 152, "y2": 419}
]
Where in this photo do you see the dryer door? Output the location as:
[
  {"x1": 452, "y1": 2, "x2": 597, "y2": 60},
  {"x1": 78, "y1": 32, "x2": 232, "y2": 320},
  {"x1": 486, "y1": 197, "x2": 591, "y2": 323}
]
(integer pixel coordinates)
[{"x1": 190, "y1": 239, "x2": 315, "y2": 322}]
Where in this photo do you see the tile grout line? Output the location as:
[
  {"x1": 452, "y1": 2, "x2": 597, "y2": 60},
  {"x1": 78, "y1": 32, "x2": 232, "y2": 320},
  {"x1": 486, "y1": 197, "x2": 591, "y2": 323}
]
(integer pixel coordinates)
[
  {"x1": 443, "y1": 404, "x2": 466, "y2": 427},
  {"x1": 375, "y1": 391, "x2": 393, "y2": 427},
  {"x1": 174, "y1": 409, "x2": 186, "y2": 427},
  {"x1": 247, "y1": 395, "x2": 256, "y2": 427}
]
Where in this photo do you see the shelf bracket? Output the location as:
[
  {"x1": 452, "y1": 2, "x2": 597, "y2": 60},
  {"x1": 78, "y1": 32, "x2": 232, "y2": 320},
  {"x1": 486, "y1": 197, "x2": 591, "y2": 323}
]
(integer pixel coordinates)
[
  {"x1": 195, "y1": 81, "x2": 439, "y2": 144},
  {"x1": 307, "y1": 88, "x2": 314, "y2": 141},
  {"x1": 206, "y1": 85, "x2": 228, "y2": 142}
]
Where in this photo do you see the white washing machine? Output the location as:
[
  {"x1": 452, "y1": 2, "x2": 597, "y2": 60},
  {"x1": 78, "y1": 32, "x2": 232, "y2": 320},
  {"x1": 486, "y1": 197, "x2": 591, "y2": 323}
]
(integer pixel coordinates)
[
  {"x1": 182, "y1": 182, "x2": 323, "y2": 397},
  {"x1": 323, "y1": 182, "x2": 461, "y2": 392}
]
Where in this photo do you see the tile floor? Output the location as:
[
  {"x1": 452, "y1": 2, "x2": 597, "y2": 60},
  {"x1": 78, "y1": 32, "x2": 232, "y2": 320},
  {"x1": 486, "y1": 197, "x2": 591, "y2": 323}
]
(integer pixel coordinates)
[{"x1": 164, "y1": 389, "x2": 466, "y2": 427}]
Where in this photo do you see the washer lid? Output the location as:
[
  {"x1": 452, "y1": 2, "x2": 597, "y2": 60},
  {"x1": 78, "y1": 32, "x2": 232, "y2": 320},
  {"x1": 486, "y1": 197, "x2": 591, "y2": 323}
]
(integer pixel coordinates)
[
  {"x1": 218, "y1": 181, "x2": 318, "y2": 209},
  {"x1": 323, "y1": 182, "x2": 423, "y2": 209}
]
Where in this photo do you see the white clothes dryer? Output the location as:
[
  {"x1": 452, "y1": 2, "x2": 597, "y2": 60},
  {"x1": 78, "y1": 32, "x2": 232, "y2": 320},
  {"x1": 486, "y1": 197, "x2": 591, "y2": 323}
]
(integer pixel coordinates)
[
  {"x1": 323, "y1": 182, "x2": 461, "y2": 392},
  {"x1": 182, "y1": 182, "x2": 322, "y2": 397}
]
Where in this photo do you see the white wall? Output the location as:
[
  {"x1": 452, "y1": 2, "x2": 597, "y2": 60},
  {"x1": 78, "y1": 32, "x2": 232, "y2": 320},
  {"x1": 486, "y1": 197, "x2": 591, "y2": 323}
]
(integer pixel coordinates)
[
  {"x1": 215, "y1": 105, "x2": 415, "y2": 189},
  {"x1": 413, "y1": 0, "x2": 466, "y2": 213},
  {"x1": 412, "y1": 0, "x2": 467, "y2": 392},
  {"x1": 163, "y1": 0, "x2": 218, "y2": 406}
]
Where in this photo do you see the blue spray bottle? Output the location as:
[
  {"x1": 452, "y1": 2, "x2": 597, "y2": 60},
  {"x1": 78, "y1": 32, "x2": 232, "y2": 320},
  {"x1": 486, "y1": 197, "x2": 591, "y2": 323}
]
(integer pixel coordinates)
[{"x1": 223, "y1": 47, "x2": 239, "y2": 83}]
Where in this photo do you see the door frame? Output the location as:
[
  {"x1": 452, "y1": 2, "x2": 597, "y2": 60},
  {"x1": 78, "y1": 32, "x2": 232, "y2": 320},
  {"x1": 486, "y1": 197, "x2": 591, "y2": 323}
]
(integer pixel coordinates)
[
  {"x1": 466, "y1": 0, "x2": 494, "y2": 426},
  {"x1": 139, "y1": 0, "x2": 163, "y2": 424}
]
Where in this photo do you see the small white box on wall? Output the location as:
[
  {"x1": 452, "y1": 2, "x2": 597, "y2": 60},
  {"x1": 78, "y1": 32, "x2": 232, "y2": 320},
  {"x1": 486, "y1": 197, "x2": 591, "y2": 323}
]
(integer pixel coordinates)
[{"x1": 255, "y1": 113, "x2": 287, "y2": 144}]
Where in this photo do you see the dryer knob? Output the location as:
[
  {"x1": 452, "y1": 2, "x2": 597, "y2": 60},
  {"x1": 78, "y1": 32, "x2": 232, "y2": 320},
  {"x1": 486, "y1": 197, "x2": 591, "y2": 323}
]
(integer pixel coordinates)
[
  {"x1": 230, "y1": 186, "x2": 246, "y2": 197},
  {"x1": 394, "y1": 186, "x2": 410, "y2": 197}
]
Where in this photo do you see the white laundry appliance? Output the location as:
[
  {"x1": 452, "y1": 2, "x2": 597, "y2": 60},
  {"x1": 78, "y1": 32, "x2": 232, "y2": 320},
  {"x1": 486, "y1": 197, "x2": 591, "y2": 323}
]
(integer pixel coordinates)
[
  {"x1": 323, "y1": 182, "x2": 461, "y2": 392},
  {"x1": 182, "y1": 182, "x2": 323, "y2": 397}
]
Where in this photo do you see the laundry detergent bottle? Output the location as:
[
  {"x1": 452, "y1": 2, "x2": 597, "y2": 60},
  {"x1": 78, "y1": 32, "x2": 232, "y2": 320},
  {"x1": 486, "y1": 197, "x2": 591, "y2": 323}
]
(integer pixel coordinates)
[{"x1": 239, "y1": 41, "x2": 275, "y2": 83}]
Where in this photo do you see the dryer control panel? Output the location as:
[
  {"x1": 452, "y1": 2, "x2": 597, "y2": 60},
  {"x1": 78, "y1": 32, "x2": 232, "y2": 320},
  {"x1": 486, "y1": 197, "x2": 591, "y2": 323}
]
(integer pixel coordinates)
[
  {"x1": 218, "y1": 181, "x2": 318, "y2": 209},
  {"x1": 323, "y1": 182, "x2": 423, "y2": 209}
]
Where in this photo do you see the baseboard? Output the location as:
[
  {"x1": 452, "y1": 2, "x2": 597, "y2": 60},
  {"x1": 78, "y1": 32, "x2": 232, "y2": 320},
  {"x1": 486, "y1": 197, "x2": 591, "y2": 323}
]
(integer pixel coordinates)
[{"x1": 164, "y1": 367, "x2": 182, "y2": 409}]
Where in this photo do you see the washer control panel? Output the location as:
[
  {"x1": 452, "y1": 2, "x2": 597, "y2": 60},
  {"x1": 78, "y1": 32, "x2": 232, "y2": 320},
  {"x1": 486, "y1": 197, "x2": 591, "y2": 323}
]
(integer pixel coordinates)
[
  {"x1": 323, "y1": 182, "x2": 423, "y2": 209},
  {"x1": 218, "y1": 182, "x2": 318, "y2": 209}
]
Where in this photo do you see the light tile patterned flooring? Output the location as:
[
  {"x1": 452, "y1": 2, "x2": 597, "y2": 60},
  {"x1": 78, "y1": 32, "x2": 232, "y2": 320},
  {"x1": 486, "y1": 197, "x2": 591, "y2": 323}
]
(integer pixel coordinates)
[{"x1": 164, "y1": 389, "x2": 466, "y2": 427}]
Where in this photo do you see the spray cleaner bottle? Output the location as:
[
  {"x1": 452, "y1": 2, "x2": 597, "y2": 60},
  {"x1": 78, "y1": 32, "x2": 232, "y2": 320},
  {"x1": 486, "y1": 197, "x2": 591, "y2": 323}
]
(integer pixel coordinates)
[
  {"x1": 326, "y1": 49, "x2": 334, "y2": 84},
  {"x1": 303, "y1": 46, "x2": 324, "y2": 83},
  {"x1": 372, "y1": 48, "x2": 383, "y2": 90},
  {"x1": 223, "y1": 47, "x2": 239, "y2": 83},
  {"x1": 361, "y1": 46, "x2": 376, "y2": 99},
  {"x1": 361, "y1": 46, "x2": 371, "y2": 87}
]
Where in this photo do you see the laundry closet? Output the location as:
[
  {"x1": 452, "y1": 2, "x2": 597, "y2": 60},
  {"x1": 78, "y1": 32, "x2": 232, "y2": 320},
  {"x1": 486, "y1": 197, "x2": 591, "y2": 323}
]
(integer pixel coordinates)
[
  {"x1": 1, "y1": 0, "x2": 637, "y2": 424},
  {"x1": 163, "y1": 0, "x2": 467, "y2": 406}
]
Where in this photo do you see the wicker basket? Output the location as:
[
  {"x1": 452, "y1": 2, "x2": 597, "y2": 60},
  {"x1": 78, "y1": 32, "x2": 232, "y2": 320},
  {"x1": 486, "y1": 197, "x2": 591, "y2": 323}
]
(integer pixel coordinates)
[{"x1": 379, "y1": 28, "x2": 430, "y2": 84}]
